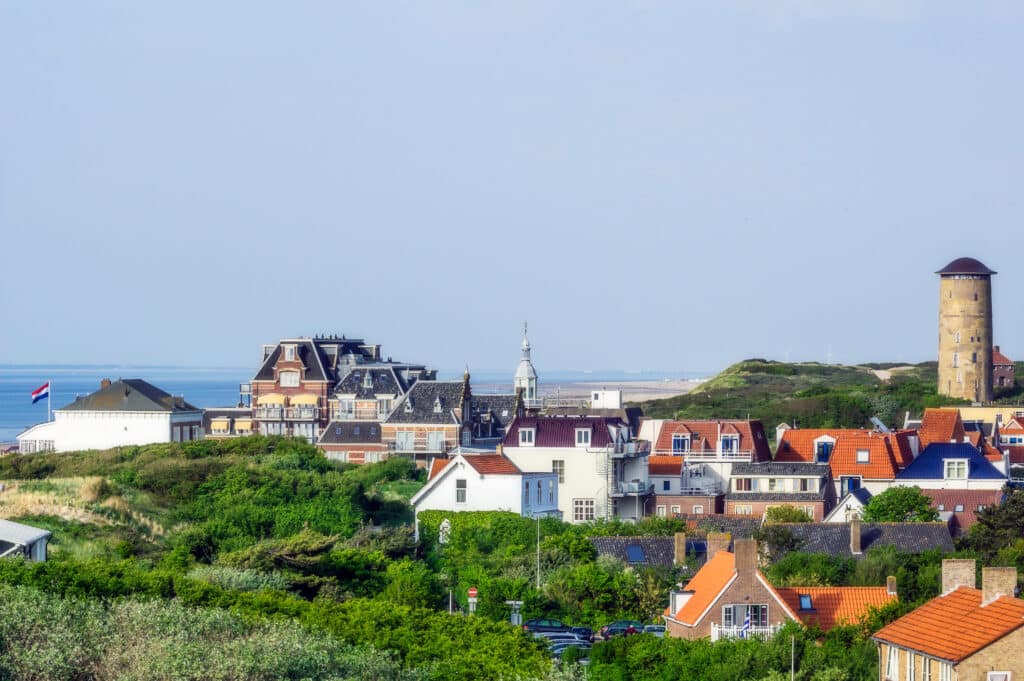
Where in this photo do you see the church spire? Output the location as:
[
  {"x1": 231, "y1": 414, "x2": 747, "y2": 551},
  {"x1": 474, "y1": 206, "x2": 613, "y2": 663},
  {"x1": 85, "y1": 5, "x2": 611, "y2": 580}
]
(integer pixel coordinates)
[{"x1": 514, "y1": 321, "x2": 538, "y2": 407}]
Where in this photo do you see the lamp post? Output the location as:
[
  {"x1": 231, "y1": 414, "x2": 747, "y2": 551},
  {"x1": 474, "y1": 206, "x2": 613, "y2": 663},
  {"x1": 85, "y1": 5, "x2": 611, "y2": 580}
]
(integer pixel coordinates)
[{"x1": 535, "y1": 513, "x2": 541, "y2": 590}]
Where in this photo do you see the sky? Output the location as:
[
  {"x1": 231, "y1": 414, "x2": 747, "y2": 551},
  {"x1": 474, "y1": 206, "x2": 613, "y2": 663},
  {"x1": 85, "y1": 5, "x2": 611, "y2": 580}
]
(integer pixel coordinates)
[{"x1": 2, "y1": 2, "x2": 1023, "y2": 376}]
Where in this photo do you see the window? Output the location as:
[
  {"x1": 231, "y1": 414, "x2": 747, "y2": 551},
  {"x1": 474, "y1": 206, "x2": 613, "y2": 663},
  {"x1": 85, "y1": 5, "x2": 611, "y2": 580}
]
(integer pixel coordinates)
[
  {"x1": 672, "y1": 434, "x2": 690, "y2": 454},
  {"x1": 663, "y1": 480, "x2": 671, "y2": 492},
  {"x1": 937, "y1": 504, "x2": 945, "y2": 511},
  {"x1": 954, "y1": 504, "x2": 964, "y2": 513},
  {"x1": 284, "y1": 344, "x2": 296, "y2": 361},
  {"x1": 815, "y1": 441, "x2": 834, "y2": 463},
  {"x1": 625, "y1": 544, "x2": 646, "y2": 563},
  {"x1": 363, "y1": 372, "x2": 374, "y2": 389},
  {"x1": 552, "y1": 460, "x2": 565, "y2": 483},
  {"x1": 856, "y1": 449, "x2": 870, "y2": 463},
  {"x1": 799, "y1": 478, "x2": 812, "y2": 492},
  {"x1": 735, "y1": 505, "x2": 753, "y2": 515},
  {"x1": 768, "y1": 478, "x2": 777, "y2": 491},
  {"x1": 988, "y1": 673, "x2": 1011, "y2": 681},
  {"x1": 798, "y1": 594, "x2": 813, "y2": 610},
  {"x1": 841, "y1": 476, "x2": 862, "y2": 496},
  {"x1": 456, "y1": 479, "x2": 467, "y2": 503},
  {"x1": 692, "y1": 504, "x2": 704, "y2": 514},
  {"x1": 575, "y1": 428, "x2": 591, "y2": 447},
  {"x1": 433, "y1": 397, "x2": 443, "y2": 414},
  {"x1": 671, "y1": 504, "x2": 682, "y2": 515},
  {"x1": 735, "y1": 478, "x2": 753, "y2": 491},
  {"x1": 395, "y1": 430, "x2": 415, "y2": 450},
  {"x1": 972, "y1": 352, "x2": 978, "y2": 363},
  {"x1": 955, "y1": 331, "x2": 961, "y2": 344},
  {"x1": 886, "y1": 646, "x2": 899, "y2": 681},
  {"x1": 519, "y1": 428, "x2": 535, "y2": 446},
  {"x1": 939, "y1": 663, "x2": 952, "y2": 681},
  {"x1": 944, "y1": 460, "x2": 968, "y2": 480},
  {"x1": 548, "y1": 479, "x2": 554, "y2": 503},
  {"x1": 426, "y1": 431, "x2": 445, "y2": 451},
  {"x1": 536, "y1": 480, "x2": 542, "y2": 504},
  {"x1": 907, "y1": 652, "x2": 915, "y2": 681},
  {"x1": 573, "y1": 499, "x2": 595, "y2": 522},
  {"x1": 953, "y1": 352, "x2": 959, "y2": 368},
  {"x1": 279, "y1": 370, "x2": 300, "y2": 388},
  {"x1": 722, "y1": 604, "x2": 768, "y2": 628},
  {"x1": 721, "y1": 436, "x2": 738, "y2": 453},
  {"x1": 656, "y1": 505, "x2": 667, "y2": 517},
  {"x1": 922, "y1": 657, "x2": 932, "y2": 681}
]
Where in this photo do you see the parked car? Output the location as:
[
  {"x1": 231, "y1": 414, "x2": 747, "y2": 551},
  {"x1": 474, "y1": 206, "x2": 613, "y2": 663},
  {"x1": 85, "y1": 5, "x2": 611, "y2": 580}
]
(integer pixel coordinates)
[
  {"x1": 597, "y1": 620, "x2": 643, "y2": 640},
  {"x1": 570, "y1": 626, "x2": 594, "y2": 642},
  {"x1": 523, "y1": 618, "x2": 572, "y2": 634},
  {"x1": 643, "y1": 624, "x2": 665, "y2": 638}
]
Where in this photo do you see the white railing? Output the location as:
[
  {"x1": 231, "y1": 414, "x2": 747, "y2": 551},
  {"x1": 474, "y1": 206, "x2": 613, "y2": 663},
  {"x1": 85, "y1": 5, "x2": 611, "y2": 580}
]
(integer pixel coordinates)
[
  {"x1": 711, "y1": 623, "x2": 781, "y2": 641},
  {"x1": 613, "y1": 480, "x2": 653, "y2": 496},
  {"x1": 678, "y1": 482, "x2": 723, "y2": 496},
  {"x1": 652, "y1": 448, "x2": 753, "y2": 461},
  {"x1": 254, "y1": 407, "x2": 283, "y2": 420}
]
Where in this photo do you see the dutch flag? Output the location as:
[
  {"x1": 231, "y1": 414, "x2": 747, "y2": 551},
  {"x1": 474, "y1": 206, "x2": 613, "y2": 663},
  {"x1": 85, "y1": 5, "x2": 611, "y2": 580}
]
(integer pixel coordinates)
[
  {"x1": 31, "y1": 382, "x2": 50, "y2": 404},
  {"x1": 740, "y1": 611, "x2": 751, "y2": 638}
]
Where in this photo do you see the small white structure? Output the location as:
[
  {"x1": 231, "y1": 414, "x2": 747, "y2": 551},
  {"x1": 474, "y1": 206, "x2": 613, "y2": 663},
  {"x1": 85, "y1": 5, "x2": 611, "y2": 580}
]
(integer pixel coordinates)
[
  {"x1": 17, "y1": 379, "x2": 204, "y2": 453},
  {"x1": 590, "y1": 389, "x2": 623, "y2": 410},
  {"x1": 514, "y1": 323, "x2": 539, "y2": 408},
  {"x1": 410, "y1": 453, "x2": 560, "y2": 532},
  {"x1": 823, "y1": 488, "x2": 873, "y2": 523},
  {"x1": 0, "y1": 519, "x2": 51, "y2": 561}
]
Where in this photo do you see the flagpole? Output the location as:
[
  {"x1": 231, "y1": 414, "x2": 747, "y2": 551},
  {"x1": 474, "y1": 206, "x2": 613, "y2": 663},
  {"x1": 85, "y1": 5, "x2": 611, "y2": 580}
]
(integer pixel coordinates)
[{"x1": 48, "y1": 379, "x2": 52, "y2": 422}]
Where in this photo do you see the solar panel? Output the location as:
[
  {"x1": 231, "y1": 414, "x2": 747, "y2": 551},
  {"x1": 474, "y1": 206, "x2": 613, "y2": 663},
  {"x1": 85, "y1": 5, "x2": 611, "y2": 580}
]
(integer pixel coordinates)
[{"x1": 625, "y1": 544, "x2": 646, "y2": 563}]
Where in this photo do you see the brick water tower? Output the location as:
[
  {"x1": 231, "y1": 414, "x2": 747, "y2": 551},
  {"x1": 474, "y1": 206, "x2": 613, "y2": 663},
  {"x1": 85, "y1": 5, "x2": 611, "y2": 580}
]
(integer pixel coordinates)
[{"x1": 936, "y1": 257, "x2": 996, "y2": 403}]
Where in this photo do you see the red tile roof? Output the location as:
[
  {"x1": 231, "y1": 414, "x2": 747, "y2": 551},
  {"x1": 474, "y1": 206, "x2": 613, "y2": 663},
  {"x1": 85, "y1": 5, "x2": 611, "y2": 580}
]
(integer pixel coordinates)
[
  {"x1": 665, "y1": 550, "x2": 736, "y2": 624},
  {"x1": 829, "y1": 432, "x2": 902, "y2": 480},
  {"x1": 655, "y1": 420, "x2": 771, "y2": 461},
  {"x1": 428, "y1": 458, "x2": 450, "y2": 481},
  {"x1": 775, "y1": 429, "x2": 869, "y2": 463},
  {"x1": 874, "y1": 587, "x2": 1024, "y2": 662},
  {"x1": 993, "y1": 347, "x2": 1014, "y2": 366},
  {"x1": 776, "y1": 587, "x2": 896, "y2": 631},
  {"x1": 648, "y1": 455, "x2": 684, "y2": 476},
  {"x1": 1006, "y1": 445, "x2": 1024, "y2": 465},
  {"x1": 920, "y1": 489, "x2": 1003, "y2": 533},
  {"x1": 503, "y1": 416, "x2": 624, "y2": 448},
  {"x1": 1001, "y1": 419, "x2": 1024, "y2": 434},
  {"x1": 918, "y1": 409, "x2": 966, "y2": 448},
  {"x1": 464, "y1": 454, "x2": 521, "y2": 476}
]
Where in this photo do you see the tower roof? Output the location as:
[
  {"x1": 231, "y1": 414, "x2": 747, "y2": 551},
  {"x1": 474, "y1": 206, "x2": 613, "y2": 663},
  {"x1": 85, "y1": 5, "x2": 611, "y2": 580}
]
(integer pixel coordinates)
[{"x1": 935, "y1": 257, "x2": 996, "y2": 276}]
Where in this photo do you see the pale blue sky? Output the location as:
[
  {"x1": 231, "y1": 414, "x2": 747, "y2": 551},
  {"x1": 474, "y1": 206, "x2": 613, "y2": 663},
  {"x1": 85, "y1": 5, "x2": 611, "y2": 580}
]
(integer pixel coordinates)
[{"x1": 2, "y1": 2, "x2": 1022, "y2": 375}]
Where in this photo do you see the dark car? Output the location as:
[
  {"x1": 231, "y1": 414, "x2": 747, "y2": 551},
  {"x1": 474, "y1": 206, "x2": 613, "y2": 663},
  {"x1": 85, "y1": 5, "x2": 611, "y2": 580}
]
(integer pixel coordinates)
[
  {"x1": 570, "y1": 626, "x2": 594, "y2": 642},
  {"x1": 523, "y1": 618, "x2": 572, "y2": 634},
  {"x1": 597, "y1": 620, "x2": 644, "y2": 640}
]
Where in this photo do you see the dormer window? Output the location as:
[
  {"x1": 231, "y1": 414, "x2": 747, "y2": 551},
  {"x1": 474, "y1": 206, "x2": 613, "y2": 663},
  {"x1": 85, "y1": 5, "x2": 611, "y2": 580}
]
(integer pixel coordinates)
[
  {"x1": 279, "y1": 370, "x2": 300, "y2": 388},
  {"x1": 672, "y1": 434, "x2": 690, "y2": 454},
  {"x1": 575, "y1": 428, "x2": 591, "y2": 447},
  {"x1": 284, "y1": 344, "x2": 296, "y2": 361},
  {"x1": 433, "y1": 396, "x2": 443, "y2": 413},
  {"x1": 856, "y1": 449, "x2": 870, "y2": 463},
  {"x1": 944, "y1": 459, "x2": 968, "y2": 480},
  {"x1": 814, "y1": 439, "x2": 834, "y2": 463},
  {"x1": 404, "y1": 399, "x2": 414, "y2": 413},
  {"x1": 721, "y1": 436, "x2": 738, "y2": 453},
  {"x1": 519, "y1": 428, "x2": 535, "y2": 446},
  {"x1": 364, "y1": 372, "x2": 374, "y2": 389}
]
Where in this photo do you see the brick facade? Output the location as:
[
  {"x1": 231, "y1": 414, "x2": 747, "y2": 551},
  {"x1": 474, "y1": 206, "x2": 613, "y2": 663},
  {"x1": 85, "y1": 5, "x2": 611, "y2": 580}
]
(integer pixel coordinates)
[
  {"x1": 723, "y1": 500, "x2": 826, "y2": 522},
  {"x1": 646, "y1": 494, "x2": 723, "y2": 517}
]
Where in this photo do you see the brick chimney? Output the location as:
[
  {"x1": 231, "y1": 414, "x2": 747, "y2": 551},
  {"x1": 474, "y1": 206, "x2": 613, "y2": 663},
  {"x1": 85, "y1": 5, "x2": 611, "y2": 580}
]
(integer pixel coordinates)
[
  {"x1": 981, "y1": 567, "x2": 1017, "y2": 605},
  {"x1": 706, "y1": 532, "x2": 731, "y2": 559},
  {"x1": 734, "y1": 538, "x2": 758, "y2": 576},
  {"x1": 941, "y1": 559, "x2": 977, "y2": 593},
  {"x1": 101, "y1": 378, "x2": 111, "y2": 389},
  {"x1": 850, "y1": 519, "x2": 862, "y2": 555},
  {"x1": 886, "y1": 575, "x2": 897, "y2": 596},
  {"x1": 674, "y1": 532, "x2": 687, "y2": 565}
]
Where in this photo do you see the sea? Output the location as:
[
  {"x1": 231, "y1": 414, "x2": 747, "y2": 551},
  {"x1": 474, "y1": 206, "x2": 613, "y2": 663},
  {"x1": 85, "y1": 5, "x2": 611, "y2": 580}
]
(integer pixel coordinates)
[{"x1": 0, "y1": 366, "x2": 702, "y2": 443}]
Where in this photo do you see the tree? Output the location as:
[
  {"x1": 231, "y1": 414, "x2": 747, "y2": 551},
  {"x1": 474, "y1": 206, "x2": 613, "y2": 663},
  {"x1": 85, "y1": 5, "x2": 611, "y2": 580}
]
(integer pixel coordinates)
[
  {"x1": 764, "y1": 506, "x2": 813, "y2": 524},
  {"x1": 962, "y1": 489, "x2": 1024, "y2": 562},
  {"x1": 862, "y1": 486, "x2": 939, "y2": 522}
]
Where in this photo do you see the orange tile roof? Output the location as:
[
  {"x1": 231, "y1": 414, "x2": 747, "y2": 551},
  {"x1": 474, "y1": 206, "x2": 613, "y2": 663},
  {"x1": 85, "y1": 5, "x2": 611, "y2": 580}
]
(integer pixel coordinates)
[
  {"x1": 464, "y1": 454, "x2": 521, "y2": 476},
  {"x1": 428, "y1": 457, "x2": 450, "y2": 481},
  {"x1": 889, "y1": 430, "x2": 917, "y2": 468},
  {"x1": 774, "y1": 429, "x2": 869, "y2": 463},
  {"x1": 918, "y1": 409, "x2": 966, "y2": 448},
  {"x1": 829, "y1": 432, "x2": 901, "y2": 480},
  {"x1": 874, "y1": 587, "x2": 1024, "y2": 662},
  {"x1": 1002, "y1": 419, "x2": 1024, "y2": 433},
  {"x1": 993, "y1": 347, "x2": 1014, "y2": 365},
  {"x1": 648, "y1": 455, "x2": 684, "y2": 476},
  {"x1": 655, "y1": 420, "x2": 771, "y2": 461},
  {"x1": 665, "y1": 550, "x2": 737, "y2": 625},
  {"x1": 776, "y1": 587, "x2": 895, "y2": 631}
]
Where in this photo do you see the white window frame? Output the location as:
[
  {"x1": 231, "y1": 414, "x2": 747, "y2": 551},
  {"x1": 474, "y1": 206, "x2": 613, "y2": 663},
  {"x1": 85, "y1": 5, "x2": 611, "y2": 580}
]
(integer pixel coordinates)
[
  {"x1": 987, "y1": 672, "x2": 1012, "y2": 681},
  {"x1": 279, "y1": 370, "x2": 300, "y2": 388},
  {"x1": 656, "y1": 505, "x2": 667, "y2": 518},
  {"x1": 907, "y1": 649, "x2": 915, "y2": 681},
  {"x1": 573, "y1": 498, "x2": 595, "y2": 522},
  {"x1": 923, "y1": 655, "x2": 932, "y2": 681},
  {"x1": 552, "y1": 460, "x2": 565, "y2": 483},
  {"x1": 456, "y1": 479, "x2": 467, "y2": 504},
  {"x1": 939, "y1": 662, "x2": 952, "y2": 681},
  {"x1": 735, "y1": 505, "x2": 753, "y2": 516},
  {"x1": 944, "y1": 459, "x2": 968, "y2": 480},
  {"x1": 856, "y1": 449, "x2": 870, "y2": 463},
  {"x1": 575, "y1": 428, "x2": 591, "y2": 447},
  {"x1": 284, "y1": 344, "x2": 296, "y2": 361},
  {"x1": 519, "y1": 428, "x2": 536, "y2": 446},
  {"x1": 692, "y1": 504, "x2": 704, "y2": 515},
  {"x1": 548, "y1": 479, "x2": 554, "y2": 504},
  {"x1": 672, "y1": 434, "x2": 690, "y2": 453},
  {"x1": 886, "y1": 646, "x2": 899, "y2": 681}
]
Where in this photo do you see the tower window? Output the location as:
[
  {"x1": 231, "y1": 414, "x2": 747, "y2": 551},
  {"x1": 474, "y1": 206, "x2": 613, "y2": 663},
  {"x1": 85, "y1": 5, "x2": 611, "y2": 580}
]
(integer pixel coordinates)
[
  {"x1": 972, "y1": 352, "x2": 977, "y2": 364},
  {"x1": 955, "y1": 332, "x2": 960, "y2": 344},
  {"x1": 974, "y1": 292, "x2": 978, "y2": 301},
  {"x1": 953, "y1": 353, "x2": 959, "y2": 368}
]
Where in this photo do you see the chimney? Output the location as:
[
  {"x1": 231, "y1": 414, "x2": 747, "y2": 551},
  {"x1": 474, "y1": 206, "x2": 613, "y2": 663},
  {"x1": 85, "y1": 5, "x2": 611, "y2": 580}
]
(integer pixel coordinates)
[
  {"x1": 886, "y1": 576, "x2": 898, "y2": 596},
  {"x1": 850, "y1": 519, "x2": 862, "y2": 555},
  {"x1": 734, "y1": 538, "x2": 758, "y2": 575},
  {"x1": 674, "y1": 532, "x2": 687, "y2": 566},
  {"x1": 101, "y1": 378, "x2": 111, "y2": 389},
  {"x1": 981, "y1": 567, "x2": 1017, "y2": 605},
  {"x1": 941, "y1": 559, "x2": 977, "y2": 593},
  {"x1": 994, "y1": 345, "x2": 1000, "y2": 354},
  {"x1": 707, "y1": 532, "x2": 731, "y2": 559}
]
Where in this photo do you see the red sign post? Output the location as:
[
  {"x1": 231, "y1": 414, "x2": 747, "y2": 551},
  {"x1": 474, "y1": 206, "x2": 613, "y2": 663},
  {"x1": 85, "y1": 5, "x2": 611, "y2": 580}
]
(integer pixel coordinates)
[{"x1": 468, "y1": 587, "x2": 478, "y2": 599}]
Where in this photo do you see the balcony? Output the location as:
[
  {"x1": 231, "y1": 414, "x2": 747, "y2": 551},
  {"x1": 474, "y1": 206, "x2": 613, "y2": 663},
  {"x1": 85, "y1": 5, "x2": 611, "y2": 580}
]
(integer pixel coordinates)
[
  {"x1": 284, "y1": 407, "x2": 319, "y2": 421},
  {"x1": 388, "y1": 437, "x2": 451, "y2": 454},
  {"x1": 678, "y1": 481, "x2": 724, "y2": 496},
  {"x1": 611, "y1": 480, "x2": 654, "y2": 497},
  {"x1": 254, "y1": 407, "x2": 283, "y2": 420},
  {"x1": 653, "y1": 448, "x2": 753, "y2": 462},
  {"x1": 711, "y1": 623, "x2": 781, "y2": 642},
  {"x1": 611, "y1": 440, "x2": 651, "y2": 458}
]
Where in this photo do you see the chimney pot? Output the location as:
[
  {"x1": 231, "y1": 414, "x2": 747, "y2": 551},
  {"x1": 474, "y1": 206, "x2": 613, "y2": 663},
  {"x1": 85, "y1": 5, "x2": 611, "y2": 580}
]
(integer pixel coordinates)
[
  {"x1": 850, "y1": 519, "x2": 862, "y2": 555},
  {"x1": 941, "y1": 559, "x2": 977, "y2": 593},
  {"x1": 886, "y1": 575, "x2": 897, "y2": 596},
  {"x1": 734, "y1": 538, "x2": 758, "y2": 575},
  {"x1": 981, "y1": 567, "x2": 1017, "y2": 605},
  {"x1": 706, "y1": 532, "x2": 731, "y2": 559},
  {"x1": 674, "y1": 532, "x2": 687, "y2": 566}
]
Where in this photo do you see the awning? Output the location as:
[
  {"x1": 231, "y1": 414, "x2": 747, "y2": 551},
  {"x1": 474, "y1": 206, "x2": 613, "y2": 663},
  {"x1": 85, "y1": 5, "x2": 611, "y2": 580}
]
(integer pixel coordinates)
[
  {"x1": 290, "y1": 394, "x2": 319, "y2": 406},
  {"x1": 234, "y1": 419, "x2": 252, "y2": 430},
  {"x1": 210, "y1": 418, "x2": 230, "y2": 429},
  {"x1": 257, "y1": 393, "x2": 286, "y2": 406}
]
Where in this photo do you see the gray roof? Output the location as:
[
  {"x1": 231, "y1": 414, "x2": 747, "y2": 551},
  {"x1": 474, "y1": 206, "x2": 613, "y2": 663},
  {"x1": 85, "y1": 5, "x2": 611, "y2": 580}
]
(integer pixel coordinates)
[
  {"x1": 935, "y1": 257, "x2": 996, "y2": 276},
  {"x1": 731, "y1": 462, "x2": 831, "y2": 477},
  {"x1": 334, "y1": 364, "x2": 416, "y2": 399},
  {"x1": 726, "y1": 491, "x2": 827, "y2": 502},
  {"x1": 589, "y1": 536, "x2": 676, "y2": 567},
  {"x1": 386, "y1": 381, "x2": 466, "y2": 425},
  {"x1": 318, "y1": 421, "x2": 382, "y2": 445},
  {"x1": 60, "y1": 379, "x2": 199, "y2": 413},
  {"x1": 253, "y1": 337, "x2": 378, "y2": 383},
  {"x1": 0, "y1": 519, "x2": 51, "y2": 545},
  {"x1": 471, "y1": 394, "x2": 518, "y2": 428},
  {"x1": 693, "y1": 517, "x2": 763, "y2": 539},
  {"x1": 780, "y1": 522, "x2": 955, "y2": 557}
]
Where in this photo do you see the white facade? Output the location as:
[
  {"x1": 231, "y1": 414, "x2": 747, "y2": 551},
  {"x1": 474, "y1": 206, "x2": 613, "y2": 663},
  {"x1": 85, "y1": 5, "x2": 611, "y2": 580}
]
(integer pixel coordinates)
[
  {"x1": 823, "y1": 493, "x2": 870, "y2": 523},
  {"x1": 18, "y1": 410, "x2": 202, "y2": 453},
  {"x1": 590, "y1": 390, "x2": 623, "y2": 409},
  {"x1": 410, "y1": 455, "x2": 559, "y2": 519}
]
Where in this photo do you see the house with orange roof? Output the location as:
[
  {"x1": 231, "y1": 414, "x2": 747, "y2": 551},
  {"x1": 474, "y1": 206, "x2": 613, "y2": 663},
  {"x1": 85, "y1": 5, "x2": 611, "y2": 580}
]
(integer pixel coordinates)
[
  {"x1": 873, "y1": 559, "x2": 1024, "y2": 681},
  {"x1": 410, "y1": 453, "x2": 560, "y2": 535},
  {"x1": 645, "y1": 455, "x2": 724, "y2": 518},
  {"x1": 917, "y1": 408, "x2": 968, "y2": 448},
  {"x1": 663, "y1": 538, "x2": 896, "y2": 640},
  {"x1": 993, "y1": 345, "x2": 1015, "y2": 390}
]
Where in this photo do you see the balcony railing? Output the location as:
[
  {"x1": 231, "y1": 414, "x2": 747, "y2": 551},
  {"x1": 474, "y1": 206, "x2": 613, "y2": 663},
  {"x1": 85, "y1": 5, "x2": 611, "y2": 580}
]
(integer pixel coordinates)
[
  {"x1": 711, "y1": 623, "x2": 781, "y2": 642},
  {"x1": 388, "y1": 438, "x2": 452, "y2": 454},
  {"x1": 255, "y1": 407, "x2": 283, "y2": 420},
  {"x1": 611, "y1": 480, "x2": 654, "y2": 497},
  {"x1": 284, "y1": 407, "x2": 319, "y2": 420},
  {"x1": 652, "y1": 448, "x2": 753, "y2": 461},
  {"x1": 678, "y1": 482, "x2": 724, "y2": 496}
]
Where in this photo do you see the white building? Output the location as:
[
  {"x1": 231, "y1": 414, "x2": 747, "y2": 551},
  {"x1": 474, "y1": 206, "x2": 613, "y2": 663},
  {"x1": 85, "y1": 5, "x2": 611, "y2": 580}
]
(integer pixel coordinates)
[
  {"x1": 17, "y1": 379, "x2": 204, "y2": 454},
  {"x1": 0, "y1": 519, "x2": 51, "y2": 561},
  {"x1": 514, "y1": 323, "x2": 539, "y2": 408},
  {"x1": 410, "y1": 454, "x2": 560, "y2": 531},
  {"x1": 501, "y1": 415, "x2": 651, "y2": 523}
]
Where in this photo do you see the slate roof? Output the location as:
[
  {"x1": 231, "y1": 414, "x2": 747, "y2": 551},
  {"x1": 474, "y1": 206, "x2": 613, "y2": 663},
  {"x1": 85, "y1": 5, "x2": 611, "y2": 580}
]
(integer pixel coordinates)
[
  {"x1": 874, "y1": 587, "x2": 1024, "y2": 662},
  {"x1": 60, "y1": 379, "x2": 199, "y2": 413},
  {"x1": 253, "y1": 337, "x2": 378, "y2": 383},
  {"x1": 318, "y1": 421, "x2": 383, "y2": 445},
  {"x1": 731, "y1": 462, "x2": 830, "y2": 477},
  {"x1": 334, "y1": 365, "x2": 410, "y2": 398},
  {"x1": 780, "y1": 523, "x2": 955, "y2": 557},
  {"x1": 654, "y1": 420, "x2": 772, "y2": 461},
  {"x1": 897, "y1": 443, "x2": 1006, "y2": 481},
  {"x1": 471, "y1": 394, "x2": 518, "y2": 428},
  {"x1": 777, "y1": 586, "x2": 896, "y2": 631},
  {"x1": 920, "y1": 488, "x2": 1003, "y2": 534},
  {"x1": 589, "y1": 536, "x2": 679, "y2": 568},
  {"x1": 726, "y1": 491, "x2": 827, "y2": 503},
  {"x1": 503, "y1": 416, "x2": 627, "y2": 448},
  {"x1": 935, "y1": 257, "x2": 997, "y2": 276},
  {"x1": 689, "y1": 516, "x2": 762, "y2": 539},
  {"x1": 386, "y1": 381, "x2": 466, "y2": 424}
]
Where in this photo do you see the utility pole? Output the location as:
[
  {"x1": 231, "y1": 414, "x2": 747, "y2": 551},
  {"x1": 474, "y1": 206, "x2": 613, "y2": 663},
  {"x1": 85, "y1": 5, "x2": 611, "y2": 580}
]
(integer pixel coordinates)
[
  {"x1": 791, "y1": 635, "x2": 795, "y2": 681},
  {"x1": 535, "y1": 514, "x2": 541, "y2": 590}
]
